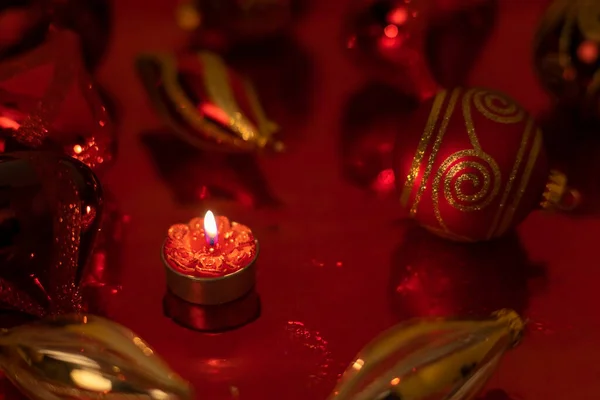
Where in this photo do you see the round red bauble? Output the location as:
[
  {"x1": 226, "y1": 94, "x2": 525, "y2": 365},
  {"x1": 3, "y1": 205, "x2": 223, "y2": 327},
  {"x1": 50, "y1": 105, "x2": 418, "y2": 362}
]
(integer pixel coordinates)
[{"x1": 394, "y1": 87, "x2": 555, "y2": 242}]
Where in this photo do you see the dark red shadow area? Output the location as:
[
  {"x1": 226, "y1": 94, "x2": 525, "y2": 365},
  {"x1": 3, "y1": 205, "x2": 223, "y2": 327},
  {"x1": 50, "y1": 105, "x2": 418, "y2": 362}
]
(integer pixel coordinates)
[
  {"x1": 425, "y1": 0, "x2": 499, "y2": 87},
  {"x1": 389, "y1": 224, "x2": 547, "y2": 319},
  {"x1": 340, "y1": 81, "x2": 418, "y2": 193},
  {"x1": 141, "y1": 131, "x2": 283, "y2": 208}
]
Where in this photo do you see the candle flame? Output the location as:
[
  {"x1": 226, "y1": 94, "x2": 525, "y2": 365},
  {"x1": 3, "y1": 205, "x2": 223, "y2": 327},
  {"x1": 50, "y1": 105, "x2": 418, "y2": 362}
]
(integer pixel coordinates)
[{"x1": 204, "y1": 210, "x2": 218, "y2": 245}]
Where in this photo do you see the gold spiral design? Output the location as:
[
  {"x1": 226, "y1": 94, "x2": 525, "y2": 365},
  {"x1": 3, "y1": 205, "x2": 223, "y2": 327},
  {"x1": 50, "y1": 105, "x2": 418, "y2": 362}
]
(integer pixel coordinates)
[
  {"x1": 434, "y1": 150, "x2": 501, "y2": 212},
  {"x1": 472, "y1": 89, "x2": 525, "y2": 124}
]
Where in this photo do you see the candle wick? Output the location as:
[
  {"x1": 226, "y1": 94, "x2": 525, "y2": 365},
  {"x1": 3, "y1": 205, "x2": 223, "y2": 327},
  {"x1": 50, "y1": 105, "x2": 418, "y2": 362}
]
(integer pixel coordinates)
[{"x1": 206, "y1": 234, "x2": 218, "y2": 247}]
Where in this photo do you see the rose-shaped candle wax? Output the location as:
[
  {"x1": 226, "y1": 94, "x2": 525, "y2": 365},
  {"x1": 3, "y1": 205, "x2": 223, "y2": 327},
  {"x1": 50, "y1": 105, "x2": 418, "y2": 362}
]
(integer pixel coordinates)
[{"x1": 162, "y1": 211, "x2": 258, "y2": 306}]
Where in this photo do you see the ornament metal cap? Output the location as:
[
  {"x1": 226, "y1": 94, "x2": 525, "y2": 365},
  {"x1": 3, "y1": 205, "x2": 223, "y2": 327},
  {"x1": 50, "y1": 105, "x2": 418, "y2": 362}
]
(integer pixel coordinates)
[
  {"x1": 540, "y1": 170, "x2": 581, "y2": 211},
  {"x1": 491, "y1": 308, "x2": 525, "y2": 348}
]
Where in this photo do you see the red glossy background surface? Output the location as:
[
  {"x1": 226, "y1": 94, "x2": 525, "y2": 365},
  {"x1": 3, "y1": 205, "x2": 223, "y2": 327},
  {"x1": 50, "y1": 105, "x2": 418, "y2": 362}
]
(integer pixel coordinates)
[{"x1": 87, "y1": 0, "x2": 600, "y2": 399}]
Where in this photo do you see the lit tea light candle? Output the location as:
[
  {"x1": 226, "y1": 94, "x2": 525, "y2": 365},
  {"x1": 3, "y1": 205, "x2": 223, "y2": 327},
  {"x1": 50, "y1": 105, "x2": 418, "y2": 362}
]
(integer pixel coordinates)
[{"x1": 162, "y1": 210, "x2": 258, "y2": 306}]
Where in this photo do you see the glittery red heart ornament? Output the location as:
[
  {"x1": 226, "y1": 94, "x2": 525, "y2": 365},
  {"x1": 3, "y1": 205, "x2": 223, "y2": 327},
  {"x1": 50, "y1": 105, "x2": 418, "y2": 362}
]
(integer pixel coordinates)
[{"x1": 0, "y1": 151, "x2": 103, "y2": 316}]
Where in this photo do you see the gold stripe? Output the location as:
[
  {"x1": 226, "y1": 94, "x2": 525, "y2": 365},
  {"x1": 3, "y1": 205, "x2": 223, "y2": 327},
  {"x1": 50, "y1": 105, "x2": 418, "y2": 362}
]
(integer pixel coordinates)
[
  {"x1": 400, "y1": 91, "x2": 447, "y2": 207},
  {"x1": 242, "y1": 79, "x2": 277, "y2": 147},
  {"x1": 410, "y1": 88, "x2": 461, "y2": 217},
  {"x1": 137, "y1": 53, "x2": 253, "y2": 150},
  {"x1": 486, "y1": 117, "x2": 535, "y2": 239},
  {"x1": 199, "y1": 52, "x2": 256, "y2": 141},
  {"x1": 462, "y1": 88, "x2": 482, "y2": 151},
  {"x1": 497, "y1": 129, "x2": 543, "y2": 235}
]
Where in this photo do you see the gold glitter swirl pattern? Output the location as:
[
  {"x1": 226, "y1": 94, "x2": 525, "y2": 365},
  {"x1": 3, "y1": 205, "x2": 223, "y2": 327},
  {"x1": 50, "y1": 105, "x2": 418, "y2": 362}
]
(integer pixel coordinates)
[
  {"x1": 410, "y1": 88, "x2": 462, "y2": 216},
  {"x1": 464, "y1": 89, "x2": 526, "y2": 124},
  {"x1": 435, "y1": 150, "x2": 501, "y2": 213}
]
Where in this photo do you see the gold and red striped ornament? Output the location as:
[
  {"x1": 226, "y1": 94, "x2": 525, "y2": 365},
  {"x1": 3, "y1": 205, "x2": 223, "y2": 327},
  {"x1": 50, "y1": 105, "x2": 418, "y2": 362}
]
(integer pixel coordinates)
[
  {"x1": 136, "y1": 51, "x2": 281, "y2": 153},
  {"x1": 394, "y1": 87, "x2": 579, "y2": 242}
]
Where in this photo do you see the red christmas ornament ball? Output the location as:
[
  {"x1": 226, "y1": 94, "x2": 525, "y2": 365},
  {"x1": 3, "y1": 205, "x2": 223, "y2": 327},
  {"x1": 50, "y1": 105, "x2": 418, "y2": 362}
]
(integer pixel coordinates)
[{"x1": 394, "y1": 87, "x2": 552, "y2": 242}]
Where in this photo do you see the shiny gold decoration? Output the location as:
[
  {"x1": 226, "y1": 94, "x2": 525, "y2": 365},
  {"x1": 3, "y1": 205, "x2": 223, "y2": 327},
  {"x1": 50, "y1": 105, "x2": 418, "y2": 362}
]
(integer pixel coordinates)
[
  {"x1": 329, "y1": 310, "x2": 524, "y2": 400},
  {"x1": 541, "y1": 169, "x2": 581, "y2": 211},
  {"x1": 0, "y1": 314, "x2": 192, "y2": 400},
  {"x1": 200, "y1": 52, "x2": 257, "y2": 143},
  {"x1": 136, "y1": 51, "x2": 280, "y2": 153}
]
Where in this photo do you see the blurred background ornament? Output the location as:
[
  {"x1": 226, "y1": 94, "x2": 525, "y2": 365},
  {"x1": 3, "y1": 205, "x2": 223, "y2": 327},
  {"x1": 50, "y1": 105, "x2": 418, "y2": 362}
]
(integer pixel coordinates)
[
  {"x1": 425, "y1": 0, "x2": 498, "y2": 87},
  {"x1": 0, "y1": 0, "x2": 50, "y2": 62},
  {"x1": 0, "y1": 29, "x2": 116, "y2": 175},
  {"x1": 176, "y1": 0, "x2": 299, "y2": 51},
  {"x1": 0, "y1": 0, "x2": 112, "y2": 71},
  {"x1": 46, "y1": 0, "x2": 113, "y2": 71},
  {"x1": 394, "y1": 87, "x2": 580, "y2": 242},
  {"x1": 223, "y1": 35, "x2": 314, "y2": 124},
  {"x1": 0, "y1": 314, "x2": 192, "y2": 400},
  {"x1": 329, "y1": 309, "x2": 524, "y2": 400},
  {"x1": 533, "y1": 0, "x2": 600, "y2": 120},
  {"x1": 136, "y1": 51, "x2": 282, "y2": 153},
  {"x1": 0, "y1": 152, "x2": 103, "y2": 317},
  {"x1": 141, "y1": 132, "x2": 282, "y2": 208},
  {"x1": 341, "y1": 82, "x2": 419, "y2": 195},
  {"x1": 343, "y1": 0, "x2": 439, "y2": 99}
]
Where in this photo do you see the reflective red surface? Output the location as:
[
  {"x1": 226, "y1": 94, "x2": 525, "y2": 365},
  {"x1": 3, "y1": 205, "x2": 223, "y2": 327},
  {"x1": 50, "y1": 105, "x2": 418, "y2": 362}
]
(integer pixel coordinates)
[{"x1": 46, "y1": 0, "x2": 600, "y2": 399}]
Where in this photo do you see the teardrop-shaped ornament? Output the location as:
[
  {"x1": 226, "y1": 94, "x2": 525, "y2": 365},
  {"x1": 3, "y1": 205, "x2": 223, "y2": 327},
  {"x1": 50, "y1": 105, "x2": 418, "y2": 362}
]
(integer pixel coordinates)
[
  {"x1": 329, "y1": 309, "x2": 524, "y2": 400},
  {"x1": 0, "y1": 314, "x2": 192, "y2": 400},
  {"x1": 136, "y1": 51, "x2": 281, "y2": 153}
]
